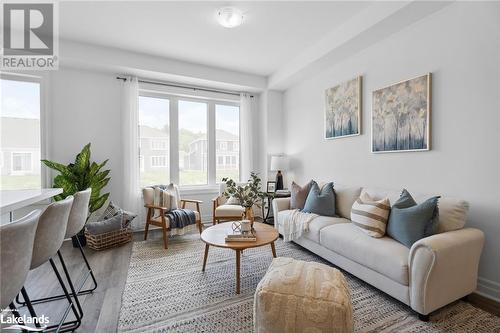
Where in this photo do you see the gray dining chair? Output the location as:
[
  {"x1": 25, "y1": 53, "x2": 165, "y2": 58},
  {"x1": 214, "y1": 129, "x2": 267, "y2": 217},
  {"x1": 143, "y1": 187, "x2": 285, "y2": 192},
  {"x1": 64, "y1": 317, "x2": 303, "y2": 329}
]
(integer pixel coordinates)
[
  {"x1": 17, "y1": 189, "x2": 95, "y2": 319},
  {"x1": 19, "y1": 196, "x2": 82, "y2": 333},
  {"x1": 0, "y1": 210, "x2": 41, "y2": 322}
]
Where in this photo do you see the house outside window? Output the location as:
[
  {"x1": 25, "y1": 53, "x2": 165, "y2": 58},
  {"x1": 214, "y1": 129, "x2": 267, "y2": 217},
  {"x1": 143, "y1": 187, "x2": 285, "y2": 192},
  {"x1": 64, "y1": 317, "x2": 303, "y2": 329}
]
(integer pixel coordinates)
[
  {"x1": 0, "y1": 75, "x2": 42, "y2": 190},
  {"x1": 138, "y1": 89, "x2": 240, "y2": 188},
  {"x1": 151, "y1": 156, "x2": 167, "y2": 167},
  {"x1": 151, "y1": 139, "x2": 168, "y2": 150},
  {"x1": 11, "y1": 152, "x2": 33, "y2": 173}
]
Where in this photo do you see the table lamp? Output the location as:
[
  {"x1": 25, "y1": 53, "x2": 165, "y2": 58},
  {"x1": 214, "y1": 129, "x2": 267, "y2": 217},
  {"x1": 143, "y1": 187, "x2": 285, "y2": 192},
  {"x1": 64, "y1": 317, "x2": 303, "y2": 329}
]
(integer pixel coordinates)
[{"x1": 270, "y1": 155, "x2": 288, "y2": 191}]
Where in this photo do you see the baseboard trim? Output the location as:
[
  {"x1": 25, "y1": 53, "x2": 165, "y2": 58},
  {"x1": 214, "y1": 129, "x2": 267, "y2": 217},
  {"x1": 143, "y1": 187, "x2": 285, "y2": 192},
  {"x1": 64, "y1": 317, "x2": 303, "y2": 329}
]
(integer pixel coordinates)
[
  {"x1": 477, "y1": 277, "x2": 500, "y2": 303},
  {"x1": 468, "y1": 292, "x2": 500, "y2": 317}
]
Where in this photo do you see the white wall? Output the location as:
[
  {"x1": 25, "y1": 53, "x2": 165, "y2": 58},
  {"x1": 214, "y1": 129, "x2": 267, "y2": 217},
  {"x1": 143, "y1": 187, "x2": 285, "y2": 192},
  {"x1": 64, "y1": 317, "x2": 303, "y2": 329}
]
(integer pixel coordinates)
[
  {"x1": 48, "y1": 68, "x2": 124, "y2": 208},
  {"x1": 282, "y1": 2, "x2": 500, "y2": 300},
  {"x1": 259, "y1": 90, "x2": 285, "y2": 183}
]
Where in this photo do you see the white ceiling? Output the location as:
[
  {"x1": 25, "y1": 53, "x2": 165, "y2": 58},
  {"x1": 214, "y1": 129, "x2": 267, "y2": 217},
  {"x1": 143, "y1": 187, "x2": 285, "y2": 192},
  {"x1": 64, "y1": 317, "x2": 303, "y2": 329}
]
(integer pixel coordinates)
[{"x1": 59, "y1": 1, "x2": 371, "y2": 76}]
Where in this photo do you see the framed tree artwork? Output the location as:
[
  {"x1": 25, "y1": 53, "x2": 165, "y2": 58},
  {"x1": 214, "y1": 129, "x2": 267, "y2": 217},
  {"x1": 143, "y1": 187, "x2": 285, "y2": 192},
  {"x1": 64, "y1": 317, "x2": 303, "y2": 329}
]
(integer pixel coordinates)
[
  {"x1": 325, "y1": 76, "x2": 362, "y2": 139},
  {"x1": 372, "y1": 73, "x2": 432, "y2": 153}
]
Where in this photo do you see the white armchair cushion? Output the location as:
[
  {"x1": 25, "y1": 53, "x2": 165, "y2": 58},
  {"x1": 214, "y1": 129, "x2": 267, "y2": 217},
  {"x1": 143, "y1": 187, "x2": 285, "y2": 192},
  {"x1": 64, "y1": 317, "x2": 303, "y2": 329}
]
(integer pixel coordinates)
[{"x1": 215, "y1": 204, "x2": 245, "y2": 217}]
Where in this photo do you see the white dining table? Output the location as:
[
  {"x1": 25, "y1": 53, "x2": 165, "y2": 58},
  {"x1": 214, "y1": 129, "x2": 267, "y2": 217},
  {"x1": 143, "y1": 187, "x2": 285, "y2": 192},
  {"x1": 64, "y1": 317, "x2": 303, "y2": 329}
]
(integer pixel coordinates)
[{"x1": 0, "y1": 188, "x2": 63, "y2": 223}]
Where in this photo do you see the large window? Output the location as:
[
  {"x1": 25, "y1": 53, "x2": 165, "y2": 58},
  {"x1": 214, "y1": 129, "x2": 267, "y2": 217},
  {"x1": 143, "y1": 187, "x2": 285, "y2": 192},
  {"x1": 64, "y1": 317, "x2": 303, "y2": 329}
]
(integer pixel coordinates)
[
  {"x1": 179, "y1": 100, "x2": 207, "y2": 186},
  {"x1": 0, "y1": 76, "x2": 42, "y2": 190},
  {"x1": 138, "y1": 95, "x2": 170, "y2": 187},
  {"x1": 216, "y1": 104, "x2": 239, "y2": 182},
  {"x1": 138, "y1": 89, "x2": 240, "y2": 188}
]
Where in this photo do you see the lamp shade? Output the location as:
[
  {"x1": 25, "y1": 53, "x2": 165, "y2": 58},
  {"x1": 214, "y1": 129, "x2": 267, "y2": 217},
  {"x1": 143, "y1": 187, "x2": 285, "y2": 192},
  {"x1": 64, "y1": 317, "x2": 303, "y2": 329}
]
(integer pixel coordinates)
[{"x1": 270, "y1": 155, "x2": 288, "y2": 171}]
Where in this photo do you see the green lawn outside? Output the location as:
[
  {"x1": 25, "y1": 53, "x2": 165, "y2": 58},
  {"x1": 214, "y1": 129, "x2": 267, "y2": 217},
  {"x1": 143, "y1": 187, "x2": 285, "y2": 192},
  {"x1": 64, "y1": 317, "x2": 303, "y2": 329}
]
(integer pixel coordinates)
[{"x1": 0, "y1": 175, "x2": 41, "y2": 190}]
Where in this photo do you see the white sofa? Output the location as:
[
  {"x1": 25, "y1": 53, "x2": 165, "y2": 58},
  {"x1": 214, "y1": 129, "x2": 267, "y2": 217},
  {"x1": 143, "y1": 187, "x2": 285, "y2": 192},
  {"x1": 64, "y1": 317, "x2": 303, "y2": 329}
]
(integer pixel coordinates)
[{"x1": 272, "y1": 184, "x2": 484, "y2": 320}]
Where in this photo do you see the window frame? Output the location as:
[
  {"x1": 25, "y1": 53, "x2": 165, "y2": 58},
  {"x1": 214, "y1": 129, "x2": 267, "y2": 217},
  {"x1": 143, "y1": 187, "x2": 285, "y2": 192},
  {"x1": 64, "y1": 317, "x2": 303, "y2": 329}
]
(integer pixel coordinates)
[
  {"x1": 138, "y1": 88, "x2": 240, "y2": 190},
  {"x1": 150, "y1": 155, "x2": 168, "y2": 168},
  {"x1": 0, "y1": 72, "x2": 47, "y2": 189},
  {"x1": 150, "y1": 139, "x2": 168, "y2": 151},
  {"x1": 11, "y1": 151, "x2": 33, "y2": 174}
]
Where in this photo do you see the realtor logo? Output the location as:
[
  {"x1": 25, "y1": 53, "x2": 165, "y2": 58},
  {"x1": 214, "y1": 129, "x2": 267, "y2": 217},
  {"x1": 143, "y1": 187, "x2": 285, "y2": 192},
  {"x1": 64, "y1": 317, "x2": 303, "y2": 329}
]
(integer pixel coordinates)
[{"x1": 1, "y1": 1, "x2": 59, "y2": 69}]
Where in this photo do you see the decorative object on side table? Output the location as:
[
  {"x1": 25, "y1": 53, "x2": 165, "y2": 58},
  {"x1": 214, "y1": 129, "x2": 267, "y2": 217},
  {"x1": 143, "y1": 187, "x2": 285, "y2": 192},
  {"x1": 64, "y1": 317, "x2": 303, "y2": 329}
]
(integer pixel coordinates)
[
  {"x1": 222, "y1": 172, "x2": 267, "y2": 225},
  {"x1": 270, "y1": 155, "x2": 288, "y2": 190},
  {"x1": 41, "y1": 142, "x2": 111, "y2": 247},
  {"x1": 325, "y1": 75, "x2": 362, "y2": 139},
  {"x1": 266, "y1": 181, "x2": 276, "y2": 193},
  {"x1": 262, "y1": 190, "x2": 291, "y2": 225},
  {"x1": 372, "y1": 73, "x2": 431, "y2": 153}
]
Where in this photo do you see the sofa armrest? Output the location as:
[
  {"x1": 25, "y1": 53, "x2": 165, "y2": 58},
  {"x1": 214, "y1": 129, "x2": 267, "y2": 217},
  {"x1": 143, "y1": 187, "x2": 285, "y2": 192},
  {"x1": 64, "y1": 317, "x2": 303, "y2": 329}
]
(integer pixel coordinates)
[
  {"x1": 409, "y1": 228, "x2": 484, "y2": 315},
  {"x1": 272, "y1": 198, "x2": 290, "y2": 219}
]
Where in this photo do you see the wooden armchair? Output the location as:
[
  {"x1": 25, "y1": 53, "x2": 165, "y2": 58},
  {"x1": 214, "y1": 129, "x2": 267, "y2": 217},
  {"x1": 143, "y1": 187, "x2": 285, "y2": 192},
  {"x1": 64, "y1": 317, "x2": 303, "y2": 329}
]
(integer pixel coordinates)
[
  {"x1": 143, "y1": 187, "x2": 203, "y2": 249},
  {"x1": 212, "y1": 195, "x2": 245, "y2": 225}
]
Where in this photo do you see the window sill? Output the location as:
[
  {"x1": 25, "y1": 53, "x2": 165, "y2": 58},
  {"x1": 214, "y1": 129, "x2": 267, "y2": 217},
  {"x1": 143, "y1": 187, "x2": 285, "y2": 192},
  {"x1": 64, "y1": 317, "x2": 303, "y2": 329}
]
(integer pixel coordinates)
[{"x1": 180, "y1": 185, "x2": 220, "y2": 195}]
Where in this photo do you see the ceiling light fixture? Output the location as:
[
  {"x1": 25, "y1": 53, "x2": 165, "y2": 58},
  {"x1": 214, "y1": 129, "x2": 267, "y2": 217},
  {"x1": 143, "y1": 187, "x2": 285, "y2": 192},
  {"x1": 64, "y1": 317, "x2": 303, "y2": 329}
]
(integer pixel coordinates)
[{"x1": 217, "y1": 7, "x2": 244, "y2": 28}]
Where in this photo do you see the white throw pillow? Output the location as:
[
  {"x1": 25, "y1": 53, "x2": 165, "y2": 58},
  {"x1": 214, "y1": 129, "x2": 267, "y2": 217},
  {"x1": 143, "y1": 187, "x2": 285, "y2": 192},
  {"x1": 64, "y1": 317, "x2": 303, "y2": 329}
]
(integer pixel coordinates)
[
  {"x1": 166, "y1": 183, "x2": 181, "y2": 210},
  {"x1": 351, "y1": 192, "x2": 391, "y2": 238},
  {"x1": 226, "y1": 196, "x2": 241, "y2": 205}
]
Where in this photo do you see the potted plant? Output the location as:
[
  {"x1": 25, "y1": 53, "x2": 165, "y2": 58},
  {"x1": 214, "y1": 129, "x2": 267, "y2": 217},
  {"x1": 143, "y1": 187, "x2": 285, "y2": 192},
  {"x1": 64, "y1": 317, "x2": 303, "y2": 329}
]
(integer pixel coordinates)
[
  {"x1": 222, "y1": 172, "x2": 267, "y2": 223},
  {"x1": 41, "y1": 143, "x2": 111, "y2": 247}
]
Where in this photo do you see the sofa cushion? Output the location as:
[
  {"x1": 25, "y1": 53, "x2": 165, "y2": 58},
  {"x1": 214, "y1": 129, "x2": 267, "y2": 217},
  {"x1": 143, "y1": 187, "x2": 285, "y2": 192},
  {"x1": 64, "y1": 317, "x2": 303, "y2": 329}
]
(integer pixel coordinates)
[
  {"x1": 351, "y1": 192, "x2": 390, "y2": 238},
  {"x1": 436, "y1": 198, "x2": 469, "y2": 233},
  {"x1": 320, "y1": 223, "x2": 410, "y2": 285},
  {"x1": 303, "y1": 182, "x2": 336, "y2": 217},
  {"x1": 387, "y1": 189, "x2": 440, "y2": 248},
  {"x1": 362, "y1": 187, "x2": 469, "y2": 233},
  {"x1": 276, "y1": 210, "x2": 349, "y2": 243},
  {"x1": 334, "y1": 184, "x2": 362, "y2": 219},
  {"x1": 290, "y1": 180, "x2": 313, "y2": 209},
  {"x1": 215, "y1": 204, "x2": 245, "y2": 217}
]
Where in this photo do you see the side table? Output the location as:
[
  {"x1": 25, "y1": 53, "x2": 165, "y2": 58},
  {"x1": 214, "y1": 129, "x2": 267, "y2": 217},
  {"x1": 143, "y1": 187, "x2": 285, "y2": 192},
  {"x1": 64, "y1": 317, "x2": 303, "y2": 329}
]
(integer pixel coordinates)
[{"x1": 262, "y1": 193, "x2": 291, "y2": 225}]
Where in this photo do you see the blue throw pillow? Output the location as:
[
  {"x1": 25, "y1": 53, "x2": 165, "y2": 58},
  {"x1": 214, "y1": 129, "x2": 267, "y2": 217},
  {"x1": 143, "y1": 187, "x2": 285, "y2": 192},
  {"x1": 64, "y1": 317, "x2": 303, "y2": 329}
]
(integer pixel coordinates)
[
  {"x1": 387, "y1": 189, "x2": 440, "y2": 248},
  {"x1": 302, "y1": 181, "x2": 336, "y2": 217}
]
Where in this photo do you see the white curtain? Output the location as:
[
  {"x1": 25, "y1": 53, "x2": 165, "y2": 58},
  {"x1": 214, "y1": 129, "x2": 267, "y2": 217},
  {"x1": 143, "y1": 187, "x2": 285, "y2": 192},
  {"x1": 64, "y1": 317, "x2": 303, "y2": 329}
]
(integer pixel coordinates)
[
  {"x1": 121, "y1": 76, "x2": 143, "y2": 229},
  {"x1": 240, "y1": 93, "x2": 255, "y2": 181}
]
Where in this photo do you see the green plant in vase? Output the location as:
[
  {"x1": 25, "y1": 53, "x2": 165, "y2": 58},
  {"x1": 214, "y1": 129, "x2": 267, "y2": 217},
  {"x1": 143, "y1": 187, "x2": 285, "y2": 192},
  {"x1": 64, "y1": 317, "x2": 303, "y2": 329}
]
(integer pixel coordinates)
[{"x1": 222, "y1": 172, "x2": 267, "y2": 222}]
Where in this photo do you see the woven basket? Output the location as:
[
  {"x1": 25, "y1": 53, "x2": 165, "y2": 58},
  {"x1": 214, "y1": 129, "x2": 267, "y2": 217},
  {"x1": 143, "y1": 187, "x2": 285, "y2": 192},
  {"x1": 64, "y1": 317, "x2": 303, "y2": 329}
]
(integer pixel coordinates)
[{"x1": 85, "y1": 227, "x2": 132, "y2": 251}]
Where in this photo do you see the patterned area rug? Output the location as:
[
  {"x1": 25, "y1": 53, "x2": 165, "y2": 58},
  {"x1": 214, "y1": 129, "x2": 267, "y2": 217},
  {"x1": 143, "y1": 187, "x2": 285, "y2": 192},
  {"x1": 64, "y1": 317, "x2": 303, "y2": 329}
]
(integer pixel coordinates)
[{"x1": 118, "y1": 235, "x2": 500, "y2": 332}]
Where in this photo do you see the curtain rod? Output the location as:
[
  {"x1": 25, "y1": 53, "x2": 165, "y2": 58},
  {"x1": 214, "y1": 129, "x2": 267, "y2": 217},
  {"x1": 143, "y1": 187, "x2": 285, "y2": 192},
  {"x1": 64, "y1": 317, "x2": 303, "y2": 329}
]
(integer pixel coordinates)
[{"x1": 116, "y1": 76, "x2": 253, "y2": 98}]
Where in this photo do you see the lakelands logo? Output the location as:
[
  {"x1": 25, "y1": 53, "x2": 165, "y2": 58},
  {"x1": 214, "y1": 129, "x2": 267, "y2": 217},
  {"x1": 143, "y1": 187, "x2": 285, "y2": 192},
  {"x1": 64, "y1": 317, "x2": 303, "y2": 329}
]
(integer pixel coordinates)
[
  {"x1": 1, "y1": 1, "x2": 59, "y2": 70},
  {"x1": 0, "y1": 308, "x2": 49, "y2": 331}
]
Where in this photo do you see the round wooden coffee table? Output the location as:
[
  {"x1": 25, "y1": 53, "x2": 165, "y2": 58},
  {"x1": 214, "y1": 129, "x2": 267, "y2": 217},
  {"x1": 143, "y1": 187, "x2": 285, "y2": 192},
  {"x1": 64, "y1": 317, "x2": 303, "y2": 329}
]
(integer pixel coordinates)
[{"x1": 201, "y1": 222, "x2": 279, "y2": 294}]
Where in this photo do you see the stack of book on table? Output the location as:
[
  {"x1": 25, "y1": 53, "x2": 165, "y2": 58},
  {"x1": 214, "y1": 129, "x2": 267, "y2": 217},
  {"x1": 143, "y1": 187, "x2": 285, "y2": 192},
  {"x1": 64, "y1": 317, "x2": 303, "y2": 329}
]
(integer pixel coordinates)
[
  {"x1": 275, "y1": 189, "x2": 291, "y2": 196},
  {"x1": 225, "y1": 230, "x2": 256, "y2": 242}
]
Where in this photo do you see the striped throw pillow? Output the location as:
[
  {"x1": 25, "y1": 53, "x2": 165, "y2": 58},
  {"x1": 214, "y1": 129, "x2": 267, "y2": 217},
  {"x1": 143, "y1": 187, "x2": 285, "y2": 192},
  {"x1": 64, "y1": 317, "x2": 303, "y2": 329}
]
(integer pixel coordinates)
[
  {"x1": 351, "y1": 193, "x2": 391, "y2": 238},
  {"x1": 153, "y1": 187, "x2": 172, "y2": 216}
]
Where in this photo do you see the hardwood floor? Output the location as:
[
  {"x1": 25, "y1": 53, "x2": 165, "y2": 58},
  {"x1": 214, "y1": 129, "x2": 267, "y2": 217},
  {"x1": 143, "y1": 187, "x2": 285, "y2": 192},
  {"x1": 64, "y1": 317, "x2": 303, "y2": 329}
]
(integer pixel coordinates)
[
  {"x1": 7, "y1": 227, "x2": 498, "y2": 332},
  {"x1": 15, "y1": 238, "x2": 132, "y2": 332}
]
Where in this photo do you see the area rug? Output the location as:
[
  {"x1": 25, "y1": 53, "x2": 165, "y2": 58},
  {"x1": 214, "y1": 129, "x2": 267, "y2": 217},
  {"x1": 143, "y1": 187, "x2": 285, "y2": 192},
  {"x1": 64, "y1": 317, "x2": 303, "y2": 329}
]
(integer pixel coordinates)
[{"x1": 118, "y1": 235, "x2": 500, "y2": 332}]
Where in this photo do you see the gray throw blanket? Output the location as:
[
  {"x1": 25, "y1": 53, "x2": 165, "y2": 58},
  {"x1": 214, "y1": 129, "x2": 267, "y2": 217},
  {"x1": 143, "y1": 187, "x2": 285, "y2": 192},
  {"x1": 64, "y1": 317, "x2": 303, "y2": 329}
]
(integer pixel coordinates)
[{"x1": 166, "y1": 209, "x2": 196, "y2": 230}]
